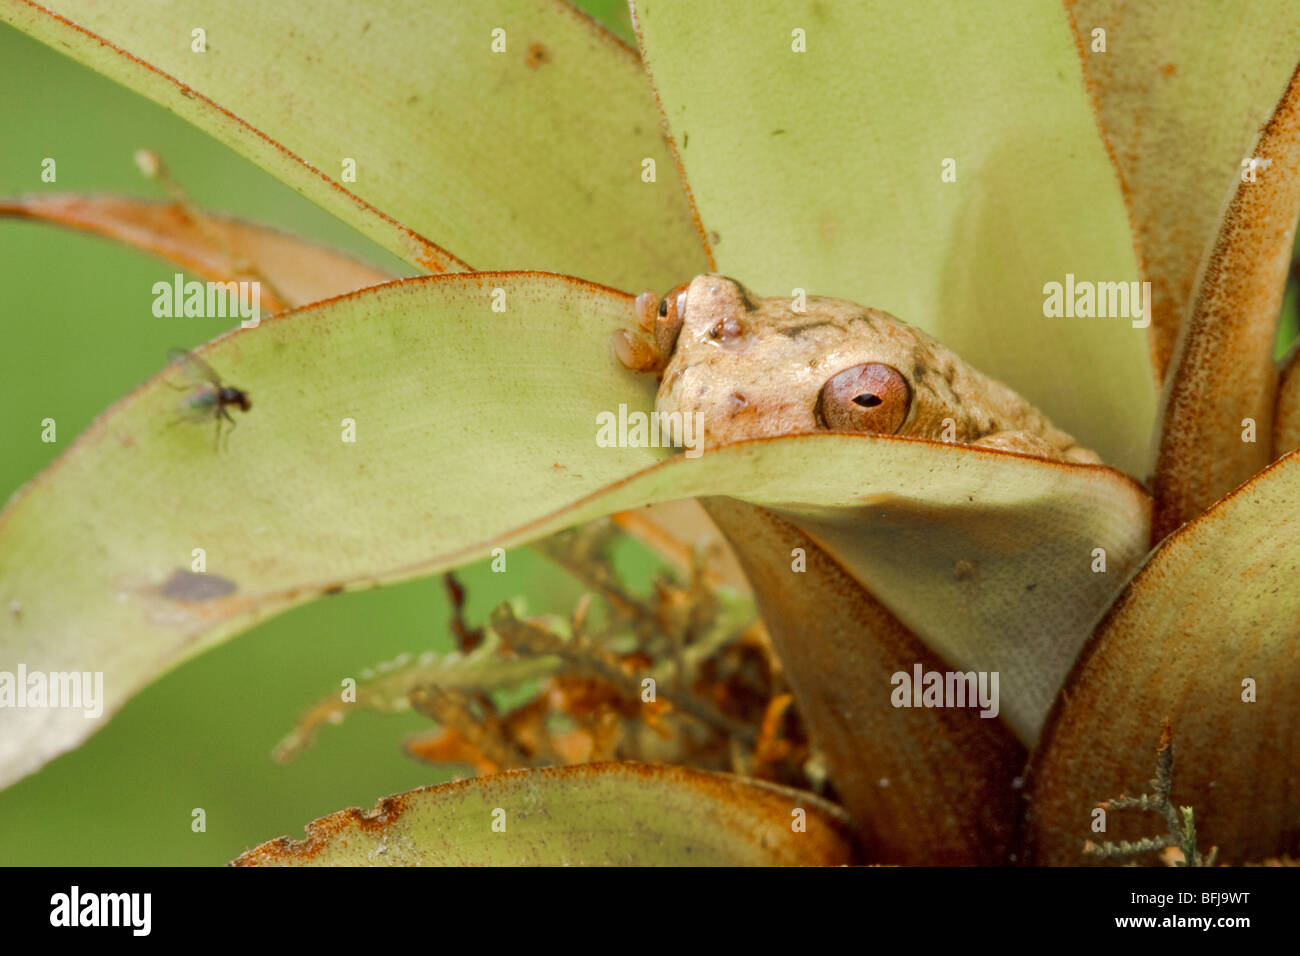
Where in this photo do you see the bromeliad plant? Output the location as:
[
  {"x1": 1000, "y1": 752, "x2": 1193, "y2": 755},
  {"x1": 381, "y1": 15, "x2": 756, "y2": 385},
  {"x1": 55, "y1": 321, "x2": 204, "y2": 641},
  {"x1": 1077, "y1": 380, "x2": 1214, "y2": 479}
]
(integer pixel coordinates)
[{"x1": 1, "y1": 0, "x2": 1299, "y2": 865}]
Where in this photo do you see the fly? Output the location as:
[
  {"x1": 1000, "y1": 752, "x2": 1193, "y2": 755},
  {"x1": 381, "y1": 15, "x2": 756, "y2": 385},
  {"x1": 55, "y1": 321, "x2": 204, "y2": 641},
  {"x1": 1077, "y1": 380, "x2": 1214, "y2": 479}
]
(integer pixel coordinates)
[{"x1": 165, "y1": 348, "x2": 251, "y2": 450}]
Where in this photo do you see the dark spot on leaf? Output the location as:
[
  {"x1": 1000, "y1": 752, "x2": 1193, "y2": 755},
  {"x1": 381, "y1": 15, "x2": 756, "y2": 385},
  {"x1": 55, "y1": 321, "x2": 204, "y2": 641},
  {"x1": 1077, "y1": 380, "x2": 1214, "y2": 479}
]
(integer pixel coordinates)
[
  {"x1": 525, "y1": 43, "x2": 550, "y2": 68},
  {"x1": 160, "y1": 569, "x2": 237, "y2": 602}
]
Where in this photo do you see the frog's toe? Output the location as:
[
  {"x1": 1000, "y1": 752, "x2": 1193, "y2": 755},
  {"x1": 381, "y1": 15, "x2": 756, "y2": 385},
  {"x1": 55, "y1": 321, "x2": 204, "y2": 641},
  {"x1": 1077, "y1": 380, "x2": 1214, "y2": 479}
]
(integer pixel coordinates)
[{"x1": 611, "y1": 329, "x2": 661, "y2": 373}]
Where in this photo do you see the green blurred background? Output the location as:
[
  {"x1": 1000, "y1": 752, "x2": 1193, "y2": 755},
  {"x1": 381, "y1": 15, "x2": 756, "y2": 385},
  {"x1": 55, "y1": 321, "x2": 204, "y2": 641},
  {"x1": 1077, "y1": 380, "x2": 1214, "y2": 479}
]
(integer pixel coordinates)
[{"x1": 0, "y1": 0, "x2": 636, "y2": 865}]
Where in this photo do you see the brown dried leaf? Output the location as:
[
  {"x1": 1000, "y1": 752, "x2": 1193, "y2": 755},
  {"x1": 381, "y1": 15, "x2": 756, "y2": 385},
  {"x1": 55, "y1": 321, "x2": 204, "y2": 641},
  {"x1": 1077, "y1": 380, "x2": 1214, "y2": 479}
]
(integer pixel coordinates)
[
  {"x1": 1066, "y1": 1, "x2": 1300, "y2": 380},
  {"x1": 703, "y1": 498, "x2": 1026, "y2": 866},
  {"x1": 610, "y1": 499, "x2": 750, "y2": 592},
  {"x1": 0, "y1": 194, "x2": 397, "y2": 312},
  {"x1": 1151, "y1": 65, "x2": 1300, "y2": 540},
  {"x1": 1024, "y1": 450, "x2": 1300, "y2": 865},
  {"x1": 1276, "y1": 348, "x2": 1300, "y2": 457}
]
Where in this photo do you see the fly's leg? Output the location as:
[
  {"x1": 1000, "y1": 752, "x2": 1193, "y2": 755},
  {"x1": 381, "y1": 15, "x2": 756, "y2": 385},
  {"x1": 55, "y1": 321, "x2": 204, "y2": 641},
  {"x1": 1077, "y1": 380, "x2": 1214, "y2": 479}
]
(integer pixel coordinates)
[{"x1": 216, "y1": 406, "x2": 238, "y2": 452}]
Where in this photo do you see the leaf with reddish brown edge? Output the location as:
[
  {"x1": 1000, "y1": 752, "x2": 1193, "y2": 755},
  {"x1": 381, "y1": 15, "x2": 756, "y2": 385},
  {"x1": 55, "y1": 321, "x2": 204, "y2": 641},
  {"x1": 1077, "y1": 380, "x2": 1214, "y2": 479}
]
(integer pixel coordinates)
[
  {"x1": 703, "y1": 498, "x2": 1024, "y2": 866},
  {"x1": 632, "y1": 0, "x2": 1155, "y2": 476},
  {"x1": 1065, "y1": 1, "x2": 1300, "y2": 381},
  {"x1": 0, "y1": 272, "x2": 664, "y2": 789},
  {"x1": 0, "y1": 2, "x2": 465, "y2": 275},
  {"x1": 0, "y1": 195, "x2": 397, "y2": 312},
  {"x1": 763, "y1": 445, "x2": 1151, "y2": 746},
  {"x1": 232, "y1": 762, "x2": 859, "y2": 866},
  {"x1": 0, "y1": 259, "x2": 1146, "y2": 792},
  {"x1": 0, "y1": 321, "x2": 1150, "y2": 791},
  {"x1": 1276, "y1": 349, "x2": 1300, "y2": 457},
  {"x1": 0, "y1": 0, "x2": 706, "y2": 291},
  {"x1": 1150, "y1": 66, "x2": 1300, "y2": 542},
  {"x1": 0, "y1": 190, "x2": 718, "y2": 619},
  {"x1": 1023, "y1": 450, "x2": 1300, "y2": 865}
]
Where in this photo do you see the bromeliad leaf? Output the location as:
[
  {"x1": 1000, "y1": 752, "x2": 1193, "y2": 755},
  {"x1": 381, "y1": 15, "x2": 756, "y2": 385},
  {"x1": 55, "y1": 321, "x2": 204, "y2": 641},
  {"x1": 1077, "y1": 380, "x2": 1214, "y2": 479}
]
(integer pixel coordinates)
[
  {"x1": 233, "y1": 762, "x2": 859, "y2": 866},
  {"x1": 0, "y1": 194, "x2": 397, "y2": 310},
  {"x1": 632, "y1": 0, "x2": 1155, "y2": 474},
  {"x1": 0, "y1": 273, "x2": 1150, "y2": 789},
  {"x1": 1150, "y1": 67, "x2": 1300, "y2": 540},
  {"x1": 1066, "y1": 0, "x2": 1300, "y2": 381},
  {"x1": 1025, "y1": 450, "x2": 1300, "y2": 865},
  {"x1": 0, "y1": 0, "x2": 707, "y2": 290}
]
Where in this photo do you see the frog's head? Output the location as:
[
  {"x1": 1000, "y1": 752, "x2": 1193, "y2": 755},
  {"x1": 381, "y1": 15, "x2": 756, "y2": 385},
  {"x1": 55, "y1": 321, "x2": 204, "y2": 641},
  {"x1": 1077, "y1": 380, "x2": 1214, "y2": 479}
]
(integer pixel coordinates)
[{"x1": 615, "y1": 274, "x2": 959, "y2": 452}]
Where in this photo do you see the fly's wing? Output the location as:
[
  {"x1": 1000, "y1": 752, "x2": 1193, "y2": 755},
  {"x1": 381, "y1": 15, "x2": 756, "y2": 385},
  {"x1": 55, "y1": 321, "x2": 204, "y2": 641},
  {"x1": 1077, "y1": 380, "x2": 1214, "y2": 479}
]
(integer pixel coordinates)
[
  {"x1": 166, "y1": 348, "x2": 222, "y2": 422},
  {"x1": 175, "y1": 386, "x2": 219, "y2": 421},
  {"x1": 167, "y1": 348, "x2": 223, "y2": 388}
]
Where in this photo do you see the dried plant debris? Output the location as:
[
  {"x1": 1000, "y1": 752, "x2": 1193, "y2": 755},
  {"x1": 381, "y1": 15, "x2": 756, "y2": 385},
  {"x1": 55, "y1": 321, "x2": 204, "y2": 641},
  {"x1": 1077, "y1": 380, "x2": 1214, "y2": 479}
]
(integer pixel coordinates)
[
  {"x1": 1082, "y1": 721, "x2": 1218, "y2": 867},
  {"x1": 270, "y1": 630, "x2": 559, "y2": 763},
  {"x1": 276, "y1": 521, "x2": 824, "y2": 793}
]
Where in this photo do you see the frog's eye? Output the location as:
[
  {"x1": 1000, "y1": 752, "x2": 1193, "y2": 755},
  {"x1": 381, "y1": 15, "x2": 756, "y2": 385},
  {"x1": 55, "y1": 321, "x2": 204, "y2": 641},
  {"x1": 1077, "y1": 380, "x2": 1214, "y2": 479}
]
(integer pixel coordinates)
[
  {"x1": 661, "y1": 281, "x2": 690, "y2": 323},
  {"x1": 816, "y1": 363, "x2": 911, "y2": 435}
]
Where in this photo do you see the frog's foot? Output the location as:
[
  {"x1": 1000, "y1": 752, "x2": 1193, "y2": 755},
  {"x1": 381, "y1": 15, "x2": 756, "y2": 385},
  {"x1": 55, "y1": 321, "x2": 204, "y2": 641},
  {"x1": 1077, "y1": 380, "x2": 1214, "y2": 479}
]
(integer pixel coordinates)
[
  {"x1": 971, "y1": 430, "x2": 1102, "y2": 465},
  {"x1": 611, "y1": 289, "x2": 681, "y2": 374}
]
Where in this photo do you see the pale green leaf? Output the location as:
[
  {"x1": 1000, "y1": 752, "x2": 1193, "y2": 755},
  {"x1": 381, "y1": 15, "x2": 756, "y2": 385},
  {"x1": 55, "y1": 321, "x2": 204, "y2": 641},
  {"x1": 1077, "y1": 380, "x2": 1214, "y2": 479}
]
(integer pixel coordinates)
[
  {"x1": 233, "y1": 763, "x2": 858, "y2": 865},
  {"x1": 632, "y1": 0, "x2": 1155, "y2": 474},
  {"x1": 1, "y1": 0, "x2": 707, "y2": 290},
  {"x1": 0, "y1": 271, "x2": 1149, "y2": 785}
]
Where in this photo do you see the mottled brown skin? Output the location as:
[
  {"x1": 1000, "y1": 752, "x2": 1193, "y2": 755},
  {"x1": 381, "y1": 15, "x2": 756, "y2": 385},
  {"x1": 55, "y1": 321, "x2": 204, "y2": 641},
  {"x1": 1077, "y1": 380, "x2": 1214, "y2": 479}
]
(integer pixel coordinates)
[{"x1": 615, "y1": 274, "x2": 1101, "y2": 464}]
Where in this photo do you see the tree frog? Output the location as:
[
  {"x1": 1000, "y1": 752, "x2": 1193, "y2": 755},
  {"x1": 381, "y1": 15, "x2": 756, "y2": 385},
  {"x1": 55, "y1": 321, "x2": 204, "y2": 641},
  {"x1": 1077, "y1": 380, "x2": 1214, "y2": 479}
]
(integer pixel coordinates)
[{"x1": 613, "y1": 274, "x2": 1100, "y2": 464}]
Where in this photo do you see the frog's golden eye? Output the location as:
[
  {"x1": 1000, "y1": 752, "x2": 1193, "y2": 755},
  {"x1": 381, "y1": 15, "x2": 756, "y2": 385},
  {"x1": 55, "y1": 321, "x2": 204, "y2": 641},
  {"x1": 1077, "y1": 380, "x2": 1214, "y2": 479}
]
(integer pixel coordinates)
[{"x1": 816, "y1": 363, "x2": 911, "y2": 435}]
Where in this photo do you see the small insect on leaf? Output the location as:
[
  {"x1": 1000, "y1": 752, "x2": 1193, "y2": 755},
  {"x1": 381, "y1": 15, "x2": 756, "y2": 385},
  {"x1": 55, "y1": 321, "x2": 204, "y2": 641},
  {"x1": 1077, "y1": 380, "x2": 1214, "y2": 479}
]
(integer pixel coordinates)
[{"x1": 164, "y1": 348, "x2": 252, "y2": 451}]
